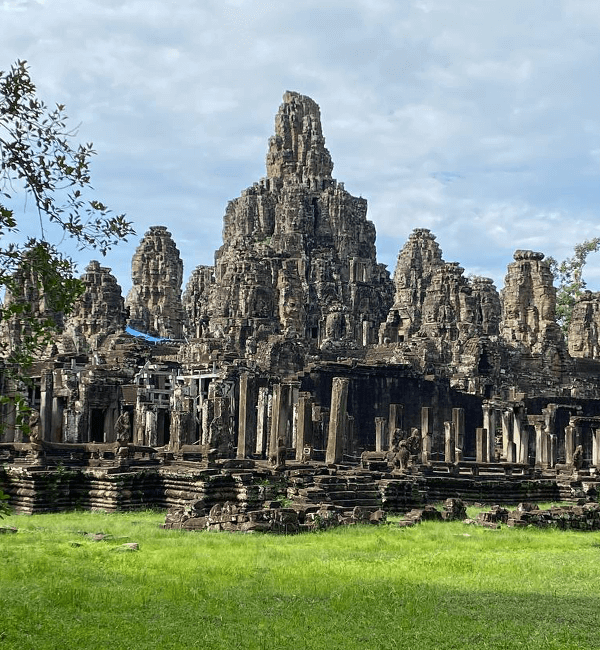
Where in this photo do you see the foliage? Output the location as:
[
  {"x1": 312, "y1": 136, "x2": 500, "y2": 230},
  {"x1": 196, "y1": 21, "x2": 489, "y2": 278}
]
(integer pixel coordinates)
[
  {"x1": 547, "y1": 238, "x2": 600, "y2": 335},
  {"x1": 0, "y1": 487, "x2": 10, "y2": 518},
  {"x1": 1, "y1": 510, "x2": 600, "y2": 648},
  {"x1": 0, "y1": 60, "x2": 134, "y2": 431},
  {"x1": 0, "y1": 60, "x2": 134, "y2": 255}
]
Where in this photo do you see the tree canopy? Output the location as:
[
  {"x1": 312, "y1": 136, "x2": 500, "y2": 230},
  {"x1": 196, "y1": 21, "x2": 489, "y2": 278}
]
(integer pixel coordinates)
[
  {"x1": 547, "y1": 238, "x2": 600, "y2": 336},
  {"x1": 0, "y1": 60, "x2": 135, "y2": 369},
  {"x1": 0, "y1": 60, "x2": 135, "y2": 435}
]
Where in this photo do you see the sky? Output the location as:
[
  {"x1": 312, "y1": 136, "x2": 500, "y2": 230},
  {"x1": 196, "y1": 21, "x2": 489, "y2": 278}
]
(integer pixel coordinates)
[{"x1": 2, "y1": 0, "x2": 600, "y2": 296}]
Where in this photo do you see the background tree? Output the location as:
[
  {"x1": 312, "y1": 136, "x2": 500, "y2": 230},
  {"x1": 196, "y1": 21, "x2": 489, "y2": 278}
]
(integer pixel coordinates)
[
  {"x1": 0, "y1": 59, "x2": 135, "y2": 431},
  {"x1": 547, "y1": 238, "x2": 600, "y2": 336}
]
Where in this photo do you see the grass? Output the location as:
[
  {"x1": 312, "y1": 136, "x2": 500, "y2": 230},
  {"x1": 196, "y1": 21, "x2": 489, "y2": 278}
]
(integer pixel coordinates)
[{"x1": 2, "y1": 508, "x2": 600, "y2": 649}]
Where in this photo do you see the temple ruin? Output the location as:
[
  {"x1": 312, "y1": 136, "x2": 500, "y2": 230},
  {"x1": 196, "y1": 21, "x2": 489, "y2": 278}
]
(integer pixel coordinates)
[{"x1": 3, "y1": 91, "x2": 600, "y2": 514}]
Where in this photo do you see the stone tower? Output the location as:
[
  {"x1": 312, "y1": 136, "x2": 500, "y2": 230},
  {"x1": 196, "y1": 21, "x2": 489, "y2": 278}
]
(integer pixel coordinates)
[
  {"x1": 0, "y1": 247, "x2": 64, "y2": 358},
  {"x1": 193, "y1": 91, "x2": 393, "y2": 358},
  {"x1": 470, "y1": 276, "x2": 501, "y2": 337},
  {"x1": 379, "y1": 228, "x2": 502, "y2": 346},
  {"x1": 568, "y1": 292, "x2": 600, "y2": 359},
  {"x1": 379, "y1": 229, "x2": 444, "y2": 343},
  {"x1": 500, "y1": 250, "x2": 563, "y2": 353},
  {"x1": 126, "y1": 226, "x2": 185, "y2": 339},
  {"x1": 420, "y1": 262, "x2": 473, "y2": 342},
  {"x1": 182, "y1": 265, "x2": 214, "y2": 340},
  {"x1": 63, "y1": 261, "x2": 127, "y2": 351}
]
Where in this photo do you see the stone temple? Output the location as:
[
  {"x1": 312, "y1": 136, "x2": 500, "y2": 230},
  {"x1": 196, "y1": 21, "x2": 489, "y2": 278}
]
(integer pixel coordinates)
[{"x1": 3, "y1": 91, "x2": 600, "y2": 515}]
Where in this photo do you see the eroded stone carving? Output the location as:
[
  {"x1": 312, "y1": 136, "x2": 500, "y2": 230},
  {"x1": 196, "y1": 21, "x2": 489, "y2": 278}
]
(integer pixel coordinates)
[
  {"x1": 568, "y1": 292, "x2": 600, "y2": 359},
  {"x1": 126, "y1": 226, "x2": 185, "y2": 339},
  {"x1": 182, "y1": 91, "x2": 393, "y2": 370},
  {"x1": 501, "y1": 250, "x2": 563, "y2": 353},
  {"x1": 63, "y1": 261, "x2": 127, "y2": 352}
]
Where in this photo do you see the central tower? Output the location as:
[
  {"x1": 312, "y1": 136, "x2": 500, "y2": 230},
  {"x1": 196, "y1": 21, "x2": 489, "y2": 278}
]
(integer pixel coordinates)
[{"x1": 184, "y1": 92, "x2": 393, "y2": 369}]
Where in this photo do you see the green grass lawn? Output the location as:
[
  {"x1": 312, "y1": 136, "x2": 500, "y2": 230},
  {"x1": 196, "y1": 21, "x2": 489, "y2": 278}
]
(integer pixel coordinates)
[{"x1": 2, "y1": 508, "x2": 600, "y2": 650}]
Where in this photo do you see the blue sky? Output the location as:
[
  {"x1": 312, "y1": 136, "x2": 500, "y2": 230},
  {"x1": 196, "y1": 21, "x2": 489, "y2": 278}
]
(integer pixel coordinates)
[{"x1": 2, "y1": 0, "x2": 600, "y2": 296}]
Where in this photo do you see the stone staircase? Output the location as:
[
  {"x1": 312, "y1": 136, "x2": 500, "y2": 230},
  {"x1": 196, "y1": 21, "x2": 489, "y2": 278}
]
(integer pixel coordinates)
[{"x1": 286, "y1": 470, "x2": 381, "y2": 509}]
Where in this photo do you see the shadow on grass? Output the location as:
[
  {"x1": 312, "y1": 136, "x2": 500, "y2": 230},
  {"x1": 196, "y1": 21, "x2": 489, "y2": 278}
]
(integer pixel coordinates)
[{"x1": 3, "y1": 578, "x2": 599, "y2": 650}]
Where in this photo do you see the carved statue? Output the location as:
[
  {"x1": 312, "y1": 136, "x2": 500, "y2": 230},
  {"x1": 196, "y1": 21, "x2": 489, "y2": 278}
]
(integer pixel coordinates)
[
  {"x1": 27, "y1": 409, "x2": 41, "y2": 446},
  {"x1": 406, "y1": 428, "x2": 421, "y2": 456},
  {"x1": 302, "y1": 445, "x2": 313, "y2": 462},
  {"x1": 209, "y1": 503, "x2": 222, "y2": 519},
  {"x1": 270, "y1": 437, "x2": 287, "y2": 468},
  {"x1": 114, "y1": 412, "x2": 131, "y2": 460},
  {"x1": 391, "y1": 441, "x2": 410, "y2": 472},
  {"x1": 390, "y1": 427, "x2": 402, "y2": 450},
  {"x1": 26, "y1": 409, "x2": 44, "y2": 461},
  {"x1": 208, "y1": 415, "x2": 224, "y2": 451},
  {"x1": 245, "y1": 336, "x2": 257, "y2": 355},
  {"x1": 115, "y1": 412, "x2": 131, "y2": 445},
  {"x1": 573, "y1": 444, "x2": 584, "y2": 471}
]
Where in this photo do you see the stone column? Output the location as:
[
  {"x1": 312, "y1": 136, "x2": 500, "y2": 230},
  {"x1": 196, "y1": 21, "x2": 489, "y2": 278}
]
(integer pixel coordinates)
[
  {"x1": 388, "y1": 403, "x2": 403, "y2": 449},
  {"x1": 421, "y1": 428, "x2": 432, "y2": 465},
  {"x1": 452, "y1": 408, "x2": 465, "y2": 462},
  {"x1": 326, "y1": 377, "x2": 349, "y2": 465},
  {"x1": 40, "y1": 371, "x2": 53, "y2": 441},
  {"x1": 543, "y1": 405, "x2": 557, "y2": 441},
  {"x1": 288, "y1": 381, "x2": 301, "y2": 449},
  {"x1": 146, "y1": 409, "x2": 157, "y2": 447},
  {"x1": 565, "y1": 425, "x2": 575, "y2": 465},
  {"x1": 51, "y1": 396, "x2": 64, "y2": 443},
  {"x1": 444, "y1": 421, "x2": 455, "y2": 463},
  {"x1": 268, "y1": 382, "x2": 294, "y2": 456},
  {"x1": 214, "y1": 396, "x2": 234, "y2": 454},
  {"x1": 269, "y1": 384, "x2": 284, "y2": 460},
  {"x1": 592, "y1": 429, "x2": 600, "y2": 467},
  {"x1": 201, "y1": 399, "x2": 211, "y2": 446},
  {"x1": 534, "y1": 422, "x2": 546, "y2": 468},
  {"x1": 169, "y1": 410, "x2": 183, "y2": 450},
  {"x1": 513, "y1": 411, "x2": 523, "y2": 463},
  {"x1": 520, "y1": 426, "x2": 529, "y2": 465},
  {"x1": 476, "y1": 427, "x2": 488, "y2": 463},
  {"x1": 362, "y1": 320, "x2": 370, "y2": 347},
  {"x1": 483, "y1": 403, "x2": 496, "y2": 463},
  {"x1": 5, "y1": 395, "x2": 17, "y2": 442},
  {"x1": 237, "y1": 373, "x2": 253, "y2": 459},
  {"x1": 421, "y1": 407, "x2": 433, "y2": 462},
  {"x1": 295, "y1": 392, "x2": 313, "y2": 461},
  {"x1": 375, "y1": 417, "x2": 387, "y2": 452},
  {"x1": 255, "y1": 387, "x2": 270, "y2": 457},
  {"x1": 505, "y1": 435, "x2": 517, "y2": 463},
  {"x1": 134, "y1": 403, "x2": 145, "y2": 446},
  {"x1": 541, "y1": 405, "x2": 558, "y2": 468},
  {"x1": 573, "y1": 425, "x2": 583, "y2": 450},
  {"x1": 104, "y1": 407, "x2": 117, "y2": 443},
  {"x1": 501, "y1": 409, "x2": 514, "y2": 461},
  {"x1": 282, "y1": 383, "x2": 296, "y2": 448},
  {"x1": 345, "y1": 415, "x2": 355, "y2": 458},
  {"x1": 549, "y1": 434, "x2": 557, "y2": 468}
]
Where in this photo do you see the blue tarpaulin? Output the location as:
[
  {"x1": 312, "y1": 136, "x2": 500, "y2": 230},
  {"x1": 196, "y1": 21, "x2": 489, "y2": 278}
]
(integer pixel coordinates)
[{"x1": 125, "y1": 326, "x2": 171, "y2": 343}]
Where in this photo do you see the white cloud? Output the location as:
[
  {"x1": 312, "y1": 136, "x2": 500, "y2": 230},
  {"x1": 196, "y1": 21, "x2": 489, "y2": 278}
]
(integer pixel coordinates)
[{"x1": 2, "y1": 0, "x2": 600, "y2": 294}]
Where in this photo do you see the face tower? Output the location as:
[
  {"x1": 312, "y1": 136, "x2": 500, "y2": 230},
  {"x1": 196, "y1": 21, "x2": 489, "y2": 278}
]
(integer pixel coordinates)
[{"x1": 184, "y1": 91, "x2": 393, "y2": 368}]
